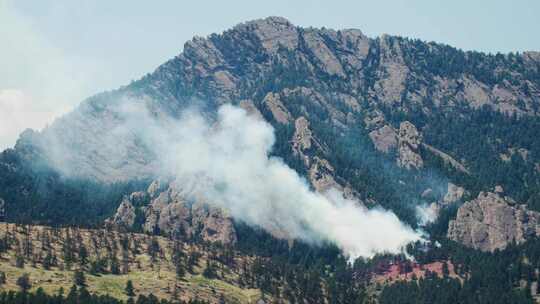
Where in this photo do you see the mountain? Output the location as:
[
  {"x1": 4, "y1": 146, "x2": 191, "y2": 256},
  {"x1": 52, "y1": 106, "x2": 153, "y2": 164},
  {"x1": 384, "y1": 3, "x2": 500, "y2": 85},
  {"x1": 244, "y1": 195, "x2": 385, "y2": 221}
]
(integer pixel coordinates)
[
  {"x1": 1, "y1": 16, "x2": 540, "y2": 303},
  {"x1": 2, "y1": 17, "x2": 540, "y2": 226}
]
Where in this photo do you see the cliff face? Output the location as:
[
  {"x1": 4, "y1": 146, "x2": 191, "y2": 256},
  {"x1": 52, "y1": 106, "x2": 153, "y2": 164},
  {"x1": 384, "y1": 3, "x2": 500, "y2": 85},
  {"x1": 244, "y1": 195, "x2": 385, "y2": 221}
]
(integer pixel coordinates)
[{"x1": 448, "y1": 191, "x2": 540, "y2": 252}]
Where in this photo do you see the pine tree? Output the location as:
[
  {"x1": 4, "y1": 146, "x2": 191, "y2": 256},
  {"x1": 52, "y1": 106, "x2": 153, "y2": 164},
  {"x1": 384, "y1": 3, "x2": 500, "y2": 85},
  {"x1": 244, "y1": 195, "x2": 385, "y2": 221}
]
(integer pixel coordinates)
[
  {"x1": 125, "y1": 280, "x2": 135, "y2": 297},
  {"x1": 176, "y1": 262, "x2": 186, "y2": 279},
  {"x1": 16, "y1": 273, "x2": 31, "y2": 293},
  {"x1": 73, "y1": 269, "x2": 86, "y2": 286},
  {"x1": 15, "y1": 254, "x2": 25, "y2": 268},
  {"x1": 442, "y1": 261, "x2": 449, "y2": 278},
  {"x1": 203, "y1": 260, "x2": 217, "y2": 279},
  {"x1": 66, "y1": 284, "x2": 78, "y2": 303},
  {"x1": 43, "y1": 250, "x2": 54, "y2": 270},
  {"x1": 110, "y1": 254, "x2": 120, "y2": 275},
  {"x1": 78, "y1": 244, "x2": 89, "y2": 265}
]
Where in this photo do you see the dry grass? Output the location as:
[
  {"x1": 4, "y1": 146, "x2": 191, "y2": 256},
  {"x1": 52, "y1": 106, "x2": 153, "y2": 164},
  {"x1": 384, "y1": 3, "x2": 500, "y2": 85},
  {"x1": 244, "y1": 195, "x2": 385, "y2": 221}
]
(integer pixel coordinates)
[{"x1": 0, "y1": 222, "x2": 265, "y2": 303}]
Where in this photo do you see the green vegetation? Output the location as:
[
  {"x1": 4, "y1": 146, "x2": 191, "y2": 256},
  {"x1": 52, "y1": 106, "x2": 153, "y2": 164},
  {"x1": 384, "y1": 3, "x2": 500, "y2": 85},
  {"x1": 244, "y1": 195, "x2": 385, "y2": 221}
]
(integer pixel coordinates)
[
  {"x1": 0, "y1": 285, "x2": 210, "y2": 304},
  {"x1": 0, "y1": 223, "x2": 265, "y2": 303},
  {"x1": 380, "y1": 237, "x2": 540, "y2": 304}
]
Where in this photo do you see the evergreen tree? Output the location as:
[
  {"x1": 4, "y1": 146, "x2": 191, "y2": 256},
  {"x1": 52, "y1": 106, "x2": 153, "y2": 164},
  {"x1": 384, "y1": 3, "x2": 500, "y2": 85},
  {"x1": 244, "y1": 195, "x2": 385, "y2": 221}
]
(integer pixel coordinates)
[
  {"x1": 43, "y1": 250, "x2": 54, "y2": 270},
  {"x1": 73, "y1": 269, "x2": 86, "y2": 286},
  {"x1": 125, "y1": 280, "x2": 135, "y2": 297},
  {"x1": 78, "y1": 244, "x2": 89, "y2": 265},
  {"x1": 110, "y1": 255, "x2": 121, "y2": 275},
  {"x1": 16, "y1": 273, "x2": 31, "y2": 293},
  {"x1": 203, "y1": 260, "x2": 217, "y2": 279},
  {"x1": 15, "y1": 254, "x2": 25, "y2": 268}
]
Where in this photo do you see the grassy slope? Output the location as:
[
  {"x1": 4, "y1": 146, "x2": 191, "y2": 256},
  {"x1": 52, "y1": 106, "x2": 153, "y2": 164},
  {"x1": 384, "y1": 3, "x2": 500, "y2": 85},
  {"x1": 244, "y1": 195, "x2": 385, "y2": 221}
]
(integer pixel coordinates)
[{"x1": 0, "y1": 223, "x2": 264, "y2": 304}]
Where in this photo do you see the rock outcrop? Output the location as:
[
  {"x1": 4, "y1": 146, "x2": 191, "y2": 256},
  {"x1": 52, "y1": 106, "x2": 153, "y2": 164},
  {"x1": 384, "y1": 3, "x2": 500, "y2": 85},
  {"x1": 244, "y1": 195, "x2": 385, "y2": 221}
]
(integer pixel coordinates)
[
  {"x1": 397, "y1": 121, "x2": 423, "y2": 169},
  {"x1": 106, "y1": 195, "x2": 138, "y2": 230},
  {"x1": 108, "y1": 181, "x2": 237, "y2": 244},
  {"x1": 292, "y1": 117, "x2": 315, "y2": 159},
  {"x1": 308, "y1": 157, "x2": 340, "y2": 193},
  {"x1": 443, "y1": 183, "x2": 466, "y2": 204},
  {"x1": 369, "y1": 125, "x2": 398, "y2": 153},
  {"x1": 290, "y1": 116, "x2": 358, "y2": 198},
  {"x1": 262, "y1": 93, "x2": 292, "y2": 124},
  {"x1": 448, "y1": 191, "x2": 540, "y2": 252}
]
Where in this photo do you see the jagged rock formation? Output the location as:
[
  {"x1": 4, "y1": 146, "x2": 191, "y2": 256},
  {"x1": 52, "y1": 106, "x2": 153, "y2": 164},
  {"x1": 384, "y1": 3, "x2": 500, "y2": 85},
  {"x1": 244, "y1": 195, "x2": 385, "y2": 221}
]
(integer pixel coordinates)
[
  {"x1": 262, "y1": 92, "x2": 292, "y2": 124},
  {"x1": 106, "y1": 195, "x2": 137, "y2": 230},
  {"x1": 397, "y1": 122, "x2": 423, "y2": 169},
  {"x1": 291, "y1": 116, "x2": 357, "y2": 197},
  {"x1": 308, "y1": 157, "x2": 341, "y2": 194},
  {"x1": 108, "y1": 180, "x2": 237, "y2": 244},
  {"x1": 448, "y1": 191, "x2": 540, "y2": 252}
]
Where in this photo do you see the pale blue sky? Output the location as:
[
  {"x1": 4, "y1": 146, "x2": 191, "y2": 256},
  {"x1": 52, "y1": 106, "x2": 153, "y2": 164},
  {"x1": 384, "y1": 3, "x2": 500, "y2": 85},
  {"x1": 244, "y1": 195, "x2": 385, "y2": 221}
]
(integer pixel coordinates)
[
  {"x1": 0, "y1": 0, "x2": 539, "y2": 149},
  {"x1": 8, "y1": 0, "x2": 540, "y2": 88}
]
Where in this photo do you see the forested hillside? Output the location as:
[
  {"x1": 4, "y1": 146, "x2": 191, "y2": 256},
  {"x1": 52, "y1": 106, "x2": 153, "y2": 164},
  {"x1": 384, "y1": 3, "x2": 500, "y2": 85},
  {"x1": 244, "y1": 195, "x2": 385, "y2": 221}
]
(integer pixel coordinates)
[{"x1": 0, "y1": 17, "x2": 540, "y2": 303}]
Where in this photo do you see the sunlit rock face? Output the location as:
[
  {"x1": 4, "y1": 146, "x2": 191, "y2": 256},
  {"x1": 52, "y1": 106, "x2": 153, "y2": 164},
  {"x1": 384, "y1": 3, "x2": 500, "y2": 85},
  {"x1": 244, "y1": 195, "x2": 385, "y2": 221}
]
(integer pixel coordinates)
[{"x1": 448, "y1": 191, "x2": 540, "y2": 252}]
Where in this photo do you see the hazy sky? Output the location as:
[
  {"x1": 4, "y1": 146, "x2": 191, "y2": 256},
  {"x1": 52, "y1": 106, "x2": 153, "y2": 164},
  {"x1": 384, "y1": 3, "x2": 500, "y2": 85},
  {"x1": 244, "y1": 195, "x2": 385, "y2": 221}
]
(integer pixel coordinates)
[{"x1": 1, "y1": 0, "x2": 539, "y2": 150}]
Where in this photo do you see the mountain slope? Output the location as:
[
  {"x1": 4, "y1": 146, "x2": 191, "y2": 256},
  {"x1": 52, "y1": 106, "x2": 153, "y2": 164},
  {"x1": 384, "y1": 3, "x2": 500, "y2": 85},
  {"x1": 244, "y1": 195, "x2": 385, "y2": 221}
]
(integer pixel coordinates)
[
  {"x1": 1, "y1": 15, "x2": 540, "y2": 239},
  {"x1": 2, "y1": 16, "x2": 540, "y2": 304}
]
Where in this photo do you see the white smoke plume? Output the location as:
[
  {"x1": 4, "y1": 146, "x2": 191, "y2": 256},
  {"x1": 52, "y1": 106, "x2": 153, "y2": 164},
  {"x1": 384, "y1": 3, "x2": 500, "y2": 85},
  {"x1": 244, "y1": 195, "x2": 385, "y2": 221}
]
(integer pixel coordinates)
[
  {"x1": 112, "y1": 101, "x2": 421, "y2": 258},
  {"x1": 416, "y1": 204, "x2": 439, "y2": 226}
]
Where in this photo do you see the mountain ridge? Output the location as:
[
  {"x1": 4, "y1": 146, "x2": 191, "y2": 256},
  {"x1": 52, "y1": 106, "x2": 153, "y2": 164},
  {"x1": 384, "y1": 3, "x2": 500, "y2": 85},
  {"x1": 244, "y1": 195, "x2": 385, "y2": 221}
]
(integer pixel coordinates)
[{"x1": 2, "y1": 15, "x2": 540, "y2": 244}]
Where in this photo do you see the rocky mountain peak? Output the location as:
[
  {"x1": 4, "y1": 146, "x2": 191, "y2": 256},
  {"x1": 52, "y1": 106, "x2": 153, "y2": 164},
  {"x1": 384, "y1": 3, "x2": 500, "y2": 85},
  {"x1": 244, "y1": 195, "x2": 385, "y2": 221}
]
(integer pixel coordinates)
[{"x1": 233, "y1": 16, "x2": 298, "y2": 52}]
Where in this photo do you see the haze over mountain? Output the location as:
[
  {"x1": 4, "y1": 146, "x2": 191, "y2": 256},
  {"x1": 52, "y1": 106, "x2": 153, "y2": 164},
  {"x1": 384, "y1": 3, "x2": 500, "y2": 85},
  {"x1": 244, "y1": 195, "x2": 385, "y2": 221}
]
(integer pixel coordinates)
[{"x1": 1, "y1": 16, "x2": 540, "y2": 303}]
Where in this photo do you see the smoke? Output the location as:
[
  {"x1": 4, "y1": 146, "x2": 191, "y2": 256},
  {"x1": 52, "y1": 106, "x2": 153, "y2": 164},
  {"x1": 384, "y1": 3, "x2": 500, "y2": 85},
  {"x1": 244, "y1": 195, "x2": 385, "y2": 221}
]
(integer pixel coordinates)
[
  {"x1": 0, "y1": 2, "x2": 118, "y2": 151},
  {"x1": 416, "y1": 204, "x2": 438, "y2": 226},
  {"x1": 110, "y1": 101, "x2": 421, "y2": 258}
]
